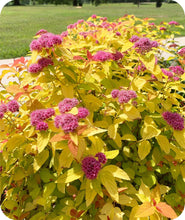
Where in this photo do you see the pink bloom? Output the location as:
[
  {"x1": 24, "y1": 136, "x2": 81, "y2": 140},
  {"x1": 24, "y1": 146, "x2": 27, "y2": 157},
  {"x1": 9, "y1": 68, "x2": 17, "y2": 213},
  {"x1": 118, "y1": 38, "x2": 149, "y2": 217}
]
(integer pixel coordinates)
[
  {"x1": 95, "y1": 152, "x2": 107, "y2": 164},
  {"x1": 173, "y1": 76, "x2": 180, "y2": 81},
  {"x1": 116, "y1": 32, "x2": 121, "y2": 36},
  {"x1": 61, "y1": 31, "x2": 68, "y2": 38},
  {"x1": 137, "y1": 63, "x2": 146, "y2": 71},
  {"x1": 7, "y1": 100, "x2": 19, "y2": 112},
  {"x1": 112, "y1": 51, "x2": 123, "y2": 61},
  {"x1": 127, "y1": 90, "x2": 137, "y2": 99},
  {"x1": 28, "y1": 63, "x2": 42, "y2": 73},
  {"x1": 36, "y1": 29, "x2": 48, "y2": 36},
  {"x1": 91, "y1": 14, "x2": 97, "y2": 19},
  {"x1": 134, "y1": 37, "x2": 158, "y2": 54},
  {"x1": 0, "y1": 112, "x2": 4, "y2": 119},
  {"x1": 37, "y1": 33, "x2": 62, "y2": 48},
  {"x1": 162, "y1": 111, "x2": 184, "y2": 130},
  {"x1": 129, "y1": 35, "x2": 139, "y2": 43},
  {"x1": 0, "y1": 104, "x2": 7, "y2": 113},
  {"x1": 77, "y1": 107, "x2": 89, "y2": 119},
  {"x1": 54, "y1": 115, "x2": 63, "y2": 128},
  {"x1": 93, "y1": 51, "x2": 113, "y2": 62},
  {"x1": 161, "y1": 69, "x2": 174, "y2": 78},
  {"x1": 58, "y1": 98, "x2": 79, "y2": 114},
  {"x1": 149, "y1": 23, "x2": 155, "y2": 26},
  {"x1": 178, "y1": 47, "x2": 185, "y2": 57},
  {"x1": 38, "y1": 57, "x2": 53, "y2": 68},
  {"x1": 82, "y1": 156, "x2": 101, "y2": 179},
  {"x1": 77, "y1": 19, "x2": 84, "y2": 24},
  {"x1": 168, "y1": 21, "x2": 179, "y2": 25},
  {"x1": 30, "y1": 108, "x2": 54, "y2": 126},
  {"x1": 30, "y1": 40, "x2": 42, "y2": 51},
  {"x1": 36, "y1": 121, "x2": 48, "y2": 131},
  {"x1": 160, "y1": 27, "x2": 167, "y2": 31},
  {"x1": 57, "y1": 113, "x2": 78, "y2": 133},
  {"x1": 111, "y1": 89, "x2": 119, "y2": 98},
  {"x1": 100, "y1": 17, "x2": 107, "y2": 21},
  {"x1": 169, "y1": 66, "x2": 184, "y2": 76},
  {"x1": 118, "y1": 90, "x2": 130, "y2": 103}
]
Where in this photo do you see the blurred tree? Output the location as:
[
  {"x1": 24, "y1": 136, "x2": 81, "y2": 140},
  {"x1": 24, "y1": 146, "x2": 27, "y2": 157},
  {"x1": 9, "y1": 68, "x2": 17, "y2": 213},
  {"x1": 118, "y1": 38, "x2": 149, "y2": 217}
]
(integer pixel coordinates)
[
  {"x1": 13, "y1": 0, "x2": 20, "y2": 5},
  {"x1": 156, "y1": 0, "x2": 162, "y2": 7}
]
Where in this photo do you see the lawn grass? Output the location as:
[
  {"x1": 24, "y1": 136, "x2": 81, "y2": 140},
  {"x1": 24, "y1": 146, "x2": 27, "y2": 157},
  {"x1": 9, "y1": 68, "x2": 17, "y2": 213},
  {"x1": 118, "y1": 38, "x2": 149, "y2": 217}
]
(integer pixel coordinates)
[{"x1": 0, "y1": 2, "x2": 185, "y2": 59}]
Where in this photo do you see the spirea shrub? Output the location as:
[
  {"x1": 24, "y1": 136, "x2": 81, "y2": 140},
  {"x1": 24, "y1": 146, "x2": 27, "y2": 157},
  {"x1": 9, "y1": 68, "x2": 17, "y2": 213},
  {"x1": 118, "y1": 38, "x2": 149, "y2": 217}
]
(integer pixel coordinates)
[{"x1": 0, "y1": 15, "x2": 185, "y2": 220}]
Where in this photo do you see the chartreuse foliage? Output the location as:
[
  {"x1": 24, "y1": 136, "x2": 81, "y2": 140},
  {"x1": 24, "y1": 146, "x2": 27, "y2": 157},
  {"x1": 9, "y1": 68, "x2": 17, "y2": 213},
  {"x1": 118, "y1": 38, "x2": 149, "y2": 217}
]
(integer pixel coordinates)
[{"x1": 0, "y1": 15, "x2": 185, "y2": 220}]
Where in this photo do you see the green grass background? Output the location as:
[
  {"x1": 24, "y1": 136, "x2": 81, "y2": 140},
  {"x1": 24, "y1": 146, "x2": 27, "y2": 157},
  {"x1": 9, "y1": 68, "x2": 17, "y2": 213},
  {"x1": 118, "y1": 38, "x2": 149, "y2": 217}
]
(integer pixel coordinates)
[{"x1": 0, "y1": 2, "x2": 185, "y2": 59}]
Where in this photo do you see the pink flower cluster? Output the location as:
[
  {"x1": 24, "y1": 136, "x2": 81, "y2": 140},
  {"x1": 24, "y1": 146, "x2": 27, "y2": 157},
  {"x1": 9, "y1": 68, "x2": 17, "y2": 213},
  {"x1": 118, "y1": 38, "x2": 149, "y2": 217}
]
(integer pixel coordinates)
[
  {"x1": 129, "y1": 35, "x2": 140, "y2": 43},
  {"x1": 160, "y1": 27, "x2": 167, "y2": 31},
  {"x1": 61, "y1": 31, "x2": 68, "y2": 38},
  {"x1": 169, "y1": 66, "x2": 184, "y2": 76},
  {"x1": 134, "y1": 37, "x2": 158, "y2": 54},
  {"x1": 178, "y1": 47, "x2": 185, "y2": 57},
  {"x1": 54, "y1": 98, "x2": 89, "y2": 133},
  {"x1": 161, "y1": 68, "x2": 180, "y2": 81},
  {"x1": 30, "y1": 108, "x2": 55, "y2": 131},
  {"x1": 0, "y1": 101, "x2": 19, "y2": 119},
  {"x1": 30, "y1": 32, "x2": 62, "y2": 51},
  {"x1": 93, "y1": 51, "x2": 123, "y2": 62},
  {"x1": 162, "y1": 111, "x2": 184, "y2": 130},
  {"x1": 82, "y1": 152, "x2": 106, "y2": 179},
  {"x1": 168, "y1": 21, "x2": 179, "y2": 26},
  {"x1": 28, "y1": 57, "x2": 53, "y2": 73},
  {"x1": 111, "y1": 89, "x2": 137, "y2": 104}
]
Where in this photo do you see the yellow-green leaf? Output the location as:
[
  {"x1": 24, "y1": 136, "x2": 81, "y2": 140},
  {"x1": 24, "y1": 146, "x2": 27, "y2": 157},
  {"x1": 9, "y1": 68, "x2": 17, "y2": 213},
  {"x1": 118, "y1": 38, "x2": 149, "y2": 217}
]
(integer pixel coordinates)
[
  {"x1": 123, "y1": 104, "x2": 141, "y2": 121},
  {"x1": 104, "y1": 150, "x2": 119, "y2": 159},
  {"x1": 135, "y1": 202, "x2": 155, "y2": 218},
  {"x1": 138, "y1": 140, "x2": 151, "y2": 160},
  {"x1": 6, "y1": 134, "x2": 25, "y2": 152},
  {"x1": 37, "y1": 131, "x2": 51, "y2": 153},
  {"x1": 13, "y1": 167, "x2": 26, "y2": 181},
  {"x1": 156, "y1": 135, "x2": 170, "y2": 154},
  {"x1": 86, "y1": 179, "x2": 97, "y2": 207},
  {"x1": 99, "y1": 170, "x2": 119, "y2": 202},
  {"x1": 119, "y1": 194, "x2": 138, "y2": 207},
  {"x1": 43, "y1": 182, "x2": 56, "y2": 198},
  {"x1": 174, "y1": 129, "x2": 185, "y2": 149},
  {"x1": 33, "y1": 149, "x2": 49, "y2": 172},
  {"x1": 108, "y1": 123, "x2": 118, "y2": 139},
  {"x1": 141, "y1": 125, "x2": 161, "y2": 140},
  {"x1": 102, "y1": 165, "x2": 130, "y2": 180},
  {"x1": 56, "y1": 165, "x2": 83, "y2": 184}
]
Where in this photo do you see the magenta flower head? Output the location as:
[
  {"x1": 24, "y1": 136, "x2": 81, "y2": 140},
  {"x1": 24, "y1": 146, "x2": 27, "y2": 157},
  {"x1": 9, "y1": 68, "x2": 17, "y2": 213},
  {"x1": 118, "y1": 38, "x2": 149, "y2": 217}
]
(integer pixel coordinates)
[
  {"x1": 111, "y1": 89, "x2": 120, "y2": 98},
  {"x1": 129, "y1": 35, "x2": 140, "y2": 43},
  {"x1": 58, "y1": 98, "x2": 79, "y2": 114},
  {"x1": 61, "y1": 31, "x2": 68, "y2": 38},
  {"x1": 160, "y1": 27, "x2": 167, "y2": 31},
  {"x1": 0, "y1": 112, "x2": 4, "y2": 119},
  {"x1": 93, "y1": 51, "x2": 113, "y2": 62},
  {"x1": 82, "y1": 156, "x2": 101, "y2": 179},
  {"x1": 161, "y1": 69, "x2": 173, "y2": 78},
  {"x1": 91, "y1": 14, "x2": 97, "y2": 19},
  {"x1": 162, "y1": 111, "x2": 184, "y2": 130},
  {"x1": 169, "y1": 66, "x2": 184, "y2": 76},
  {"x1": 55, "y1": 113, "x2": 78, "y2": 133},
  {"x1": 38, "y1": 57, "x2": 53, "y2": 68},
  {"x1": 0, "y1": 104, "x2": 7, "y2": 113},
  {"x1": 7, "y1": 100, "x2": 19, "y2": 112},
  {"x1": 134, "y1": 37, "x2": 158, "y2": 54},
  {"x1": 28, "y1": 63, "x2": 42, "y2": 73},
  {"x1": 95, "y1": 152, "x2": 107, "y2": 164},
  {"x1": 77, "y1": 107, "x2": 89, "y2": 119},
  {"x1": 178, "y1": 47, "x2": 185, "y2": 57},
  {"x1": 116, "y1": 32, "x2": 121, "y2": 36},
  {"x1": 168, "y1": 21, "x2": 179, "y2": 26},
  {"x1": 112, "y1": 51, "x2": 123, "y2": 61},
  {"x1": 30, "y1": 40, "x2": 42, "y2": 51},
  {"x1": 44, "y1": 108, "x2": 55, "y2": 118},
  {"x1": 36, "y1": 121, "x2": 48, "y2": 131},
  {"x1": 35, "y1": 29, "x2": 48, "y2": 36}
]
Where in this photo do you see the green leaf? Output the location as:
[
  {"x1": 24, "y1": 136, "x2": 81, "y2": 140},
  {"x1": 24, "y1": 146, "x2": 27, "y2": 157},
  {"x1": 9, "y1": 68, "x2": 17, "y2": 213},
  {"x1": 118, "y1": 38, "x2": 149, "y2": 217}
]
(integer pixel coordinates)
[
  {"x1": 102, "y1": 165, "x2": 130, "y2": 180},
  {"x1": 13, "y1": 167, "x2": 25, "y2": 181},
  {"x1": 119, "y1": 194, "x2": 138, "y2": 207},
  {"x1": 99, "y1": 169, "x2": 119, "y2": 202},
  {"x1": 56, "y1": 164, "x2": 83, "y2": 184},
  {"x1": 3, "y1": 200, "x2": 18, "y2": 210},
  {"x1": 40, "y1": 168, "x2": 55, "y2": 183},
  {"x1": 43, "y1": 182, "x2": 56, "y2": 198},
  {"x1": 142, "y1": 172, "x2": 156, "y2": 188},
  {"x1": 123, "y1": 104, "x2": 141, "y2": 121},
  {"x1": 92, "y1": 178, "x2": 103, "y2": 197},
  {"x1": 33, "y1": 149, "x2": 49, "y2": 172},
  {"x1": 86, "y1": 179, "x2": 97, "y2": 207},
  {"x1": 138, "y1": 140, "x2": 151, "y2": 160},
  {"x1": 37, "y1": 131, "x2": 51, "y2": 153}
]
